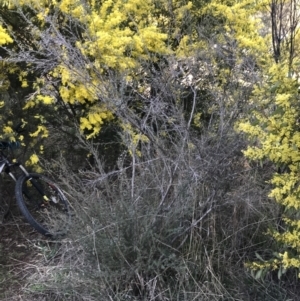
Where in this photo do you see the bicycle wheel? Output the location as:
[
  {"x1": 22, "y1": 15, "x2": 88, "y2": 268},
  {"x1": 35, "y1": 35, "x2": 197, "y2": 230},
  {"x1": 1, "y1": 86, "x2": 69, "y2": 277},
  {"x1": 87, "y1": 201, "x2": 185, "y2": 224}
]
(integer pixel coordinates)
[{"x1": 15, "y1": 173, "x2": 71, "y2": 237}]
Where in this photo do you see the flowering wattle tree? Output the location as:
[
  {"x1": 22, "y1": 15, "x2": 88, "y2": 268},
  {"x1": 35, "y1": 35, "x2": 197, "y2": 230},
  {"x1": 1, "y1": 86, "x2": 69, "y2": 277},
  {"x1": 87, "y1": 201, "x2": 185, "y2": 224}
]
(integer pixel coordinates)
[{"x1": 238, "y1": 0, "x2": 300, "y2": 277}]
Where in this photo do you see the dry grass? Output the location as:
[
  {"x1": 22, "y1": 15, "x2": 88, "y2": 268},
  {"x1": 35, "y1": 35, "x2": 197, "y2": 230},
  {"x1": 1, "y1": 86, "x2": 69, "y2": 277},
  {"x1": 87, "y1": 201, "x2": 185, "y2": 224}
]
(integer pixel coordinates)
[
  {"x1": 4, "y1": 127, "x2": 287, "y2": 301},
  {"x1": 0, "y1": 122, "x2": 298, "y2": 300}
]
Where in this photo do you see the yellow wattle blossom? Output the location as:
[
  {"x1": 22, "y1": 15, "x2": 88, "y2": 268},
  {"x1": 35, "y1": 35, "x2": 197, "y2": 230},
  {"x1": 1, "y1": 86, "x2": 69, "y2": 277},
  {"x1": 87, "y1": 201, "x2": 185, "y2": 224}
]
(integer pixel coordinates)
[
  {"x1": 80, "y1": 107, "x2": 114, "y2": 139},
  {"x1": 121, "y1": 122, "x2": 149, "y2": 157},
  {"x1": 9, "y1": 0, "x2": 197, "y2": 143},
  {"x1": 3, "y1": 126, "x2": 13, "y2": 134},
  {"x1": 26, "y1": 153, "x2": 43, "y2": 171},
  {"x1": 29, "y1": 153, "x2": 39, "y2": 165},
  {"x1": 0, "y1": 25, "x2": 13, "y2": 45},
  {"x1": 231, "y1": 0, "x2": 300, "y2": 276},
  {"x1": 30, "y1": 125, "x2": 49, "y2": 138},
  {"x1": 36, "y1": 95, "x2": 55, "y2": 105},
  {"x1": 21, "y1": 80, "x2": 28, "y2": 88}
]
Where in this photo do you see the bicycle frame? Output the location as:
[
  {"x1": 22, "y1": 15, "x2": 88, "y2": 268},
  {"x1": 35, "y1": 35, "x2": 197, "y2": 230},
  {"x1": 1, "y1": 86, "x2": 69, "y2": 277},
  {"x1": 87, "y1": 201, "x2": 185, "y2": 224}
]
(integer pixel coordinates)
[
  {"x1": 0, "y1": 139, "x2": 71, "y2": 237},
  {"x1": 0, "y1": 157, "x2": 30, "y2": 182},
  {"x1": 0, "y1": 149, "x2": 52, "y2": 212}
]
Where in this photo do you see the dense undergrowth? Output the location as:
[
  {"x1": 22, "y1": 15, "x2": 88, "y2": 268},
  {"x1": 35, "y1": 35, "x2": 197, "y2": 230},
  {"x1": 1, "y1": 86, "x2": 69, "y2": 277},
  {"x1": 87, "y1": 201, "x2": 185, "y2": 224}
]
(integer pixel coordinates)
[
  {"x1": 6, "y1": 127, "x2": 295, "y2": 301},
  {"x1": 1, "y1": 1, "x2": 300, "y2": 300}
]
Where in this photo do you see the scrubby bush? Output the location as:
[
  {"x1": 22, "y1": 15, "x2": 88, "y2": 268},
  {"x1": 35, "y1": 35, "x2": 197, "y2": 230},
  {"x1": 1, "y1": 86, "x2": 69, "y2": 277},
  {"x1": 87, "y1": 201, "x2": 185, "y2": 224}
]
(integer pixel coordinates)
[{"x1": 2, "y1": 1, "x2": 300, "y2": 300}]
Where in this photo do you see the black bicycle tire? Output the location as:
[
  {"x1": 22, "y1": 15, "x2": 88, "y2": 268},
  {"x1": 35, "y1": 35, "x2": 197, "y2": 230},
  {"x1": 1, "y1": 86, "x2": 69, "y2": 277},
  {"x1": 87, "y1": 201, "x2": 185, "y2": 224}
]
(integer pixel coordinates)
[{"x1": 15, "y1": 173, "x2": 71, "y2": 237}]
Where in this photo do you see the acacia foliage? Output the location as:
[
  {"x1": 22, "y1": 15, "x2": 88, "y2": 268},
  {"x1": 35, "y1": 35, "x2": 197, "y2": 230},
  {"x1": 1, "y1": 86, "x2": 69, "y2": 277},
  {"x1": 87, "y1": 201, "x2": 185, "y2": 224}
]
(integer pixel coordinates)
[
  {"x1": 0, "y1": 0, "x2": 261, "y2": 143},
  {"x1": 0, "y1": 0, "x2": 187, "y2": 139},
  {"x1": 238, "y1": 0, "x2": 300, "y2": 277},
  {"x1": 1, "y1": 0, "x2": 298, "y2": 284}
]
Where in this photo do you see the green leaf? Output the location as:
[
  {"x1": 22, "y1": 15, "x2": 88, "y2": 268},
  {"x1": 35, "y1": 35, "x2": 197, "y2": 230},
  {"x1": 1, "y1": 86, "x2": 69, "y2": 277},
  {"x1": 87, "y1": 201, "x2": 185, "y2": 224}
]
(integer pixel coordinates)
[
  {"x1": 273, "y1": 107, "x2": 284, "y2": 115},
  {"x1": 255, "y1": 269, "x2": 263, "y2": 280},
  {"x1": 273, "y1": 252, "x2": 281, "y2": 259},
  {"x1": 270, "y1": 82, "x2": 280, "y2": 93},
  {"x1": 255, "y1": 252, "x2": 265, "y2": 262},
  {"x1": 278, "y1": 266, "x2": 282, "y2": 279}
]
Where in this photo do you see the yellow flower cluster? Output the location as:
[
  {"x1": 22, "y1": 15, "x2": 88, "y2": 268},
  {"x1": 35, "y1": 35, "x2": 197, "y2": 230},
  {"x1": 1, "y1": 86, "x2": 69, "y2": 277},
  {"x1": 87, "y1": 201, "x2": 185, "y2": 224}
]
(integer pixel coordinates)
[
  {"x1": 80, "y1": 107, "x2": 114, "y2": 139},
  {"x1": 280, "y1": 252, "x2": 300, "y2": 269},
  {"x1": 46, "y1": 0, "x2": 172, "y2": 137},
  {"x1": 204, "y1": 0, "x2": 267, "y2": 57},
  {"x1": 28, "y1": 153, "x2": 39, "y2": 165},
  {"x1": 25, "y1": 154, "x2": 43, "y2": 172},
  {"x1": 121, "y1": 123, "x2": 149, "y2": 157},
  {"x1": 9, "y1": 0, "x2": 196, "y2": 141},
  {"x1": 57, "y1": 0, "x2": 170, "y2": 71},
  {"x1": 30, "y1": 125, "x2": 49, "y2": 138},
  {"x1": 0, "y1": 26, "x2": 12, "y2": 45},
  {"x1": 237, "y1": 21, "x2": 300, "y2": 272}
]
